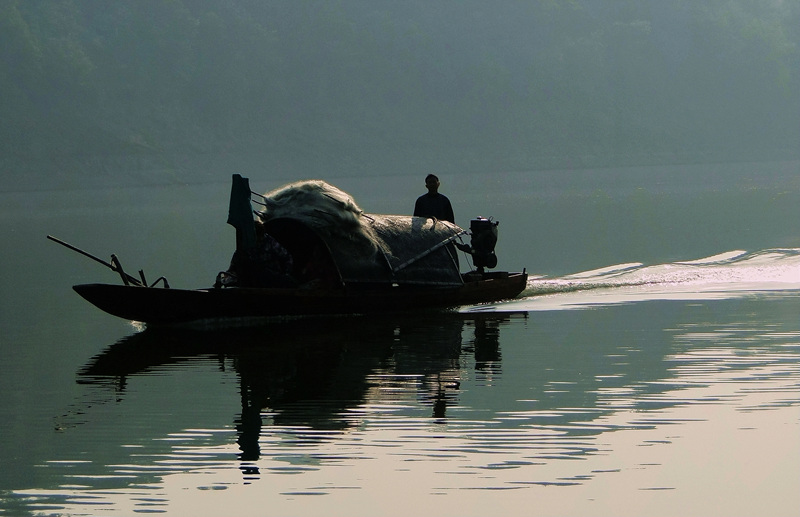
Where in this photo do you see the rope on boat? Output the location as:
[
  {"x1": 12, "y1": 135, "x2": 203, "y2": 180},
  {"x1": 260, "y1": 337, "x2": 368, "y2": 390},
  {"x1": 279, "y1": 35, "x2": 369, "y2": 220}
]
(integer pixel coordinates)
[{"x1": 392, "y1": 230, "x2": 467, "y2": 273}]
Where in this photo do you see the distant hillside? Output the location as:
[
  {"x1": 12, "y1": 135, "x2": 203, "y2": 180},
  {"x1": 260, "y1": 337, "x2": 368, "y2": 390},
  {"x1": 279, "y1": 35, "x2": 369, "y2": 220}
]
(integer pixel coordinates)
[{"x1": 2, "y1": 1, "x2": 798, "y2": 188}]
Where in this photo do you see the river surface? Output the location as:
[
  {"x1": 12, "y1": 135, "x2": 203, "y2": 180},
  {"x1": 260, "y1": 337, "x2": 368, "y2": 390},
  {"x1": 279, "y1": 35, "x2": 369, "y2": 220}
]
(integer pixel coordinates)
[{"x1": 1, "y1": 161, "x2": 798, "y2": 516}]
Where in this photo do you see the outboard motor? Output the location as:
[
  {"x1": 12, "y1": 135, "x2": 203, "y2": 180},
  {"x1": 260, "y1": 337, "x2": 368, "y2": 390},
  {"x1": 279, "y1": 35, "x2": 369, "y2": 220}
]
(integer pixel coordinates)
[{"x1": 464, "y1": 217, "x2": 499, "y2": 272}]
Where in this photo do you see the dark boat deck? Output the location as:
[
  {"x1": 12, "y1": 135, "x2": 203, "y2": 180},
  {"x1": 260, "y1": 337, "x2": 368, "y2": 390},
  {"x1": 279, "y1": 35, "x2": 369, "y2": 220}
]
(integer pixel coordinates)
[{"x1": 73, "y1": 271, "x2": 528, "y2": 327}]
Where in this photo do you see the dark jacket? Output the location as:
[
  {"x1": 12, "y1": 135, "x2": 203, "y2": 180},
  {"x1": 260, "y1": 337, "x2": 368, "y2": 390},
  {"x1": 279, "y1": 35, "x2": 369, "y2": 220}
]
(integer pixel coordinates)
[{"x1": 414, "y1": 193, "x2": 455, "y2": 223}]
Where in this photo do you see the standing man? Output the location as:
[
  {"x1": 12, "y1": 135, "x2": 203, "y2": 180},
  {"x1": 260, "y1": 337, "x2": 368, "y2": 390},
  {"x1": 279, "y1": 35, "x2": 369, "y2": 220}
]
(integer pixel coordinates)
[{"x1": 414, "y1": 174, "x2": 455, "y2": 223}]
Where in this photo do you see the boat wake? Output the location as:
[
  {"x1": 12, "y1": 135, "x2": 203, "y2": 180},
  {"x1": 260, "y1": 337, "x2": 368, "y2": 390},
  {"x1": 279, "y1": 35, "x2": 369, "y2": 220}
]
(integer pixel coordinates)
[{"x1": 463, "y1": 248, "x2": 800, "y2": 313}]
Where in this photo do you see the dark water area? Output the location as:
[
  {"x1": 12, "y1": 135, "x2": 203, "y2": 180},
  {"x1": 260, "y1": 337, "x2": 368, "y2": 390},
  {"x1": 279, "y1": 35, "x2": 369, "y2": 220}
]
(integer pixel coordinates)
[{"x1": 1, "y1": 162, "x2": 798, "y2": 516}]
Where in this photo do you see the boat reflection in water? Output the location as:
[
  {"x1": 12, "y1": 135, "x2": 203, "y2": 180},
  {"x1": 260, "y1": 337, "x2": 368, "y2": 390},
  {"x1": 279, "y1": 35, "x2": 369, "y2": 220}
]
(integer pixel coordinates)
[{"x1": 77, "y1": 312, "x2": 518, "y2": 473}]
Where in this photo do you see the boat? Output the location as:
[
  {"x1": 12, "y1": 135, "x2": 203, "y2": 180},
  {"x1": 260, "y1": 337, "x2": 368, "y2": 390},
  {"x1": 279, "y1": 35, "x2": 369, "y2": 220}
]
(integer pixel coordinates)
[{"x1": 53, "y1": 175, "x2": 528, "y2": 326}]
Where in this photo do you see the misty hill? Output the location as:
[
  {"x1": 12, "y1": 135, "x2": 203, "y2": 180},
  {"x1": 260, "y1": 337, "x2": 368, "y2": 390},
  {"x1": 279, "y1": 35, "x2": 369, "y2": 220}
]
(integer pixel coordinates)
[{"x1": 2, "y1": 1, "x2": 798, "y2": 188}]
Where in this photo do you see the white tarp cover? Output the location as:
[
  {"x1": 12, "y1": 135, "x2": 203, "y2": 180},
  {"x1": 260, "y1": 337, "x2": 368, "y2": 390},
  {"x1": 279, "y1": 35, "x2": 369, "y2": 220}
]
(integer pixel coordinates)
[{"x1": 258, "y1": 180, "x2": 464, "y2": 286}]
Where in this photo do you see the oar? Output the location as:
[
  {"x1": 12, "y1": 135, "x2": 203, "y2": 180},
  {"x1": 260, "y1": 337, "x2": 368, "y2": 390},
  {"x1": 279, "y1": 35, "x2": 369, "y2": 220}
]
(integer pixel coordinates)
[{"x1": 46, "y1": 235, "x2": 143, "y2": 286}]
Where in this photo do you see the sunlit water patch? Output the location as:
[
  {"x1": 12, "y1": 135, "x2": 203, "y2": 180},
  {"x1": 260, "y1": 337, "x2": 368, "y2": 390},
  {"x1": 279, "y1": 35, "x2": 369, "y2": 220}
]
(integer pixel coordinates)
[{"x1": 474, "y1": 248, "x2": 800, "y2": 313}]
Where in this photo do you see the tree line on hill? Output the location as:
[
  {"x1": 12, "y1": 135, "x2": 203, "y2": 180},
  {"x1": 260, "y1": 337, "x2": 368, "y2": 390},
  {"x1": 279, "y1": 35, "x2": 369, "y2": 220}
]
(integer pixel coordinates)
[{"x1": 1, "y1": 0, "x2": 798, "y2": 183}]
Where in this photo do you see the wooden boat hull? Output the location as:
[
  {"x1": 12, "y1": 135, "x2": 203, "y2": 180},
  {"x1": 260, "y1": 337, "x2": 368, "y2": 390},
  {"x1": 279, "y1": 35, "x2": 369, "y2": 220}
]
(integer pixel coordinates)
[{"x1": 73, "y1": 272, "x2": 528, "y2": 326}]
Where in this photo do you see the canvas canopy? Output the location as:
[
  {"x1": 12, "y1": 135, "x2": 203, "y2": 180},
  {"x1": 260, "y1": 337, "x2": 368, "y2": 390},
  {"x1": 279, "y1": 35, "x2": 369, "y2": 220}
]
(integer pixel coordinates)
[{"x1": 255, "y1": 180, "x2": 465, "y2": 287}]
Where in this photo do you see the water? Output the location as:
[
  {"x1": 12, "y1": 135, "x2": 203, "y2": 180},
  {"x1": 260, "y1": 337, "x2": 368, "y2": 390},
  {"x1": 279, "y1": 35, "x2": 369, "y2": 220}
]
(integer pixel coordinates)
[{"x1": 1, "y1": 161, "x2": 798, "y2": 516}]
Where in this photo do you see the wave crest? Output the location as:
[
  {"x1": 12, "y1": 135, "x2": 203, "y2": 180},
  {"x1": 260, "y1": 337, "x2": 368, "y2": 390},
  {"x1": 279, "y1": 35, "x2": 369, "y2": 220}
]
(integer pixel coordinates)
[{"x1": 486, "y1": 249, "x2": 800, "y2": 312}]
